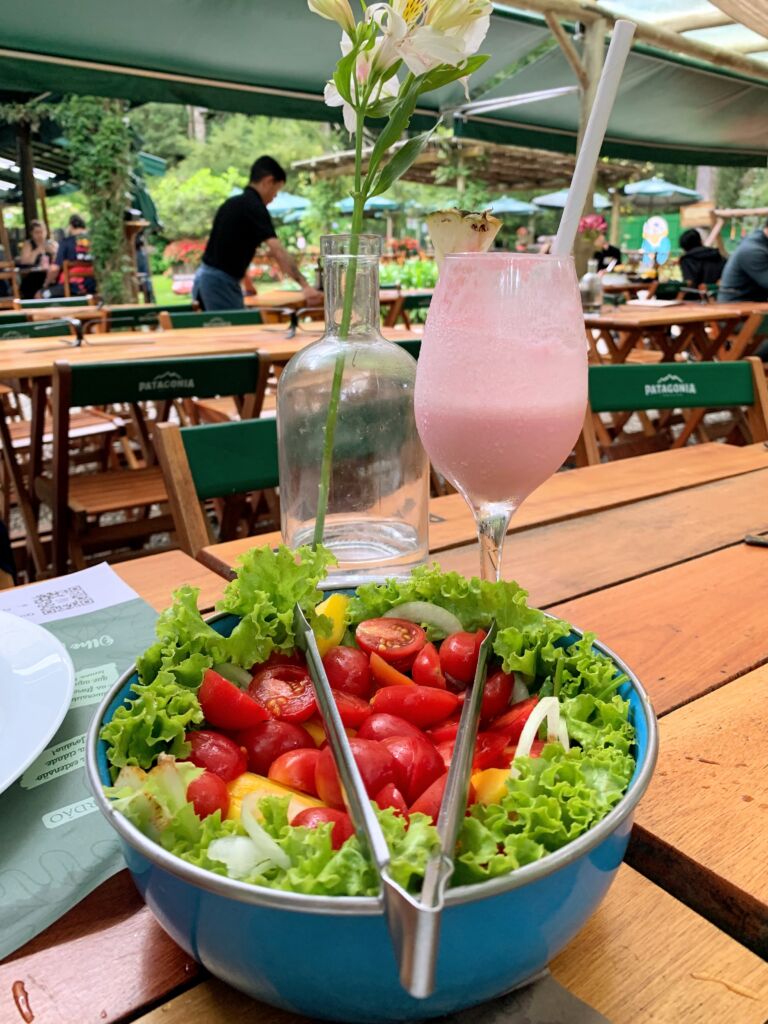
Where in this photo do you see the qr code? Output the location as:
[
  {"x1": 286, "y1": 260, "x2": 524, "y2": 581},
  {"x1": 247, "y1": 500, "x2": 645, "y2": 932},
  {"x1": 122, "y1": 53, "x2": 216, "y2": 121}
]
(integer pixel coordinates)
[{"x1": 34, "y1": 585, "x2": 95, "y2": 617}]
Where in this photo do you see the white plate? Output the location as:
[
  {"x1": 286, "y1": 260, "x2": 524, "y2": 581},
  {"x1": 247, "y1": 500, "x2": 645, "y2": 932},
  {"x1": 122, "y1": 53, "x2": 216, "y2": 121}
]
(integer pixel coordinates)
[{"x1": 0, "y1": 610, "x2": 75, "y2": 795}]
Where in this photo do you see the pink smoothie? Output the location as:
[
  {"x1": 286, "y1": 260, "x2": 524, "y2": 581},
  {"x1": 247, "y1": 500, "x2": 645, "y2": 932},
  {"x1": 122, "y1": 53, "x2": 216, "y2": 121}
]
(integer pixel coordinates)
[{"x1": 414, "y1": 253, "x2": 588, "y2": 508}]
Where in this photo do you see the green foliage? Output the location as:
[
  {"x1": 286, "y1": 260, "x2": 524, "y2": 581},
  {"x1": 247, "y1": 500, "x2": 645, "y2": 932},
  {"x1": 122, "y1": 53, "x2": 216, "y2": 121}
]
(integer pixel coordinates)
[
  {"x1": 58, "y1": 97, "x2": 135, "y2": 303},
  {"x1": 128, "y1": 103, "x2": 190, "y2": 165},
  {"x1": 152, "y1": 167, "x2": 241, "y2": 239}
]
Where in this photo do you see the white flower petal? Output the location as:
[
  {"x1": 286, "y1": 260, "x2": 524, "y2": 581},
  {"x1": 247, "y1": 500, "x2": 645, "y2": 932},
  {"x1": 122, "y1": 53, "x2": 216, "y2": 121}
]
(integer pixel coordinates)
[
  {"x1": 324, "y1": 80, "x2": 344, "y2": 107},
  {"x1": 342, "y1": 101, "x2": 358, "y2": 134}
]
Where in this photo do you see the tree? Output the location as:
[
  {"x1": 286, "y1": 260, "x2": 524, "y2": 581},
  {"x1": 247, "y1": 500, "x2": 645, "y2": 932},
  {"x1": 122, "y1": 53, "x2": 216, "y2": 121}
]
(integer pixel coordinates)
[
  {"x1": 151, "y1": 167, "x2": 241, "y2": 239},
  {"x1": 59, "y1": 97, "x2": 135, "y2": 303},
  {"x1": 128, "y1": 103, "x2": 190, "y2": 165}
]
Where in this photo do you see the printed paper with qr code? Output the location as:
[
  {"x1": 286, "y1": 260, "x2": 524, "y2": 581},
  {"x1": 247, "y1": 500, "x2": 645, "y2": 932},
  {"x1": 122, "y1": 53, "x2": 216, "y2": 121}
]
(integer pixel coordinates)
[{"x1": 0, "y1": 564, "x2": 159, "y2": 960}]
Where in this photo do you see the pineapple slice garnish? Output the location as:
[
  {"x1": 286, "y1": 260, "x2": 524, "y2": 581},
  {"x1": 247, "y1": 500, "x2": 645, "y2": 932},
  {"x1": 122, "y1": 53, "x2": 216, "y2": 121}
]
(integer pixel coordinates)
[{"x1": 426, "y1": 208, "x2": 502, "y2": 268}]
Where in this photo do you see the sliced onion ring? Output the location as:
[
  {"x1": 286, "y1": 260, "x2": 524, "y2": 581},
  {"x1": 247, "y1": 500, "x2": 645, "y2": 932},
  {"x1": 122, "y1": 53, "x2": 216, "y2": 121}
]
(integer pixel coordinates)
[{"x1": 383, "y1": 601, "x2": 463, "y2": 637}]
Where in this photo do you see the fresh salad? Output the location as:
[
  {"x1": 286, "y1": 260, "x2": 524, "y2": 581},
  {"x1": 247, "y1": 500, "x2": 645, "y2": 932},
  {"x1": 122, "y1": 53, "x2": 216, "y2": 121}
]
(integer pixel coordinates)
[{"x1": 101, "y1": 546, "x2": 636, "y2": 896}]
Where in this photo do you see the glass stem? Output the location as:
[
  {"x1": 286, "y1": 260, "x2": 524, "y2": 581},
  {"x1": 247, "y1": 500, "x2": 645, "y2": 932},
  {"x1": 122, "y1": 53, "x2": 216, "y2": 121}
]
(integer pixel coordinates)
[
  {"x1": 312, "y1": 110, "x2": 365, "y2": 548},
  {"x1": 475, "y1": 502, "x2": 514, "y2": 582}
]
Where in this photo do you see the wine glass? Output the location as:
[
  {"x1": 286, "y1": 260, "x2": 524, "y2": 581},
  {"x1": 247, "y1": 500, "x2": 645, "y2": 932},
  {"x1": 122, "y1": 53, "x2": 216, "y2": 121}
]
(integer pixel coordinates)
[{"x1": 414, "y1": 252, "x2": 588, "y2": 582}]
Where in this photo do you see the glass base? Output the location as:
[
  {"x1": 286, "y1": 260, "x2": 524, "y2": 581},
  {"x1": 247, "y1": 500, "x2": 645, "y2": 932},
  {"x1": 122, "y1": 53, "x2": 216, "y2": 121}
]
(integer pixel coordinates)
[{"x1": 289, "y1": 518, "x2": 428, "y2": 586}]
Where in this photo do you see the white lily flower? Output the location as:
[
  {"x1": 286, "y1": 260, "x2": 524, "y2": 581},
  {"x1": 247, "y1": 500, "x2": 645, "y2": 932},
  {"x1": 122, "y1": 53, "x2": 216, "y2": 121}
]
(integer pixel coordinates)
[
  {"x1": 324, "y1": 30, "x2": 400, "y2": 133},
  {"x1": 369, "y1": 0, "x2": 490, "y2": 76},
  {"x1": 307, "y1": 0, "x2": 356, "y2": 36}
]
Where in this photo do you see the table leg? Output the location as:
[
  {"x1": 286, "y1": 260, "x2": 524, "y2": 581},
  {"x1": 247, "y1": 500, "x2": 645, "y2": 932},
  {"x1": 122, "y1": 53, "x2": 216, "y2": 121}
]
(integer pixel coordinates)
[{"x1": 0, "y1": 391, "x2": 47, "y2": 577}]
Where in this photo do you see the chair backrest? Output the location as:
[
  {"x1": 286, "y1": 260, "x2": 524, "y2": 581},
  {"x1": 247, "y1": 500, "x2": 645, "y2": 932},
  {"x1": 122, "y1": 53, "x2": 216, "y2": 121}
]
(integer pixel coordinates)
[
  {"x1": 154, "y1": 418, "x2": 278, "y2": 556},
  {"x1": 397, "y1": 338, "x2": 421, "y2": 360},
  {"x1": 0, "y1": 318, "x2": 76, "y2": 340},
  {"x1": 578, "y1": 357, "x2": 768, "y2": 465},
  {"x1": 106, "y1": 303, "x2": 197, "y2": 331},
  {"x1": 14, "y1": 295, "x2": 95, "y2": 309},
  {"x1": 159, "y1": 309, "x2": 264, "y2": 330},
  {"x1": 48, "y1": 354, "x2": 267, "y2": 570}
]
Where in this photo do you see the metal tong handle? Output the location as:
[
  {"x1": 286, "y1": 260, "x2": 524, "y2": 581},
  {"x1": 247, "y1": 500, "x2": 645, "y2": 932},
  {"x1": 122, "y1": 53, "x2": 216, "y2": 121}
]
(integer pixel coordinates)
[
  {"x1": 405, "y1": 622, "x2": 498, "y2": 998},
  {"x1": 293, "y1": 605, "x2": 429, "y2": 995}
]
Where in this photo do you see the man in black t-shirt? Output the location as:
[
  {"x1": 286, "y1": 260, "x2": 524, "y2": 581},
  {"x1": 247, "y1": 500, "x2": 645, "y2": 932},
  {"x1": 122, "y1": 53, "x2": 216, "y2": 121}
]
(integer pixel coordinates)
[{"x1": 193, "y1": 155, "x2": 322, "y2": 311}]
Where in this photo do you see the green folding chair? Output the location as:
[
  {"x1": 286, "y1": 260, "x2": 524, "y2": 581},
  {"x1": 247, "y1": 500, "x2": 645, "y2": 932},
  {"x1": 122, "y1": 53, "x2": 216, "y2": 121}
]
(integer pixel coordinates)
[
  {"x1": 154, "y1": 417, "x2": 278, "y2": 558},
  {"x1": 397, "y1": 338, "x2": 421, "y2": 360},
  {"x1": 0, "y1": 319, "x2": 78, "y2": 341},
  {"x1": 15, "y1": 295, "x2": 95, "y2": 309},
  {"x1": 577, "y1": 357, "x2": 768, "y2": 465},
  {"x1": 105, "y1": 303, "x2": 198, "y2": 332},
  {"x1": 158, "y1": 309, "x2": 265, "y2": 330},
  {"x1": 38, "y1": 353, "x2": 268, "y2": 574}
]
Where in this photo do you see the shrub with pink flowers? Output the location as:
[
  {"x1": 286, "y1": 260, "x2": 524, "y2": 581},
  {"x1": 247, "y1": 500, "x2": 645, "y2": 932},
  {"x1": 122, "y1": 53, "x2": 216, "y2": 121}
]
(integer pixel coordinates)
[
  {"x1": 163, "y1": 239, "x2": 207, "y2": 273},
  {"x1": 577, "y1": 214, "x2": 608, "y2": 243}
]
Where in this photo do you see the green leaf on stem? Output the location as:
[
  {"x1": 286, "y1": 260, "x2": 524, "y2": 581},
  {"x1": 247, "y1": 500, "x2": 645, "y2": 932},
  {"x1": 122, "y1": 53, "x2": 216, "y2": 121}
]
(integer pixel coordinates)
[
  {"x1": 368, "y1": 123, "x2": 439, "y2": 198},
  {"x1": 417, "y1": 55, "x2": 490, "y2": 95},
  {"x1": 366, "y1": 96, "x2": 399, "y2": 120},
  {"x1": 333, "y1": 48, "x2": 359, "y2": 105}
]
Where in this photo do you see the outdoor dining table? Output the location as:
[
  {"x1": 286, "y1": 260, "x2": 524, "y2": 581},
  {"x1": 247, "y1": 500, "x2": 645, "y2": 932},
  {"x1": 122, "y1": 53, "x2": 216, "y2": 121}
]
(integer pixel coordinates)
[
  {"x1": 583, "y1": 302, "x2": 766, "y2": 363},
  {"x1": 3, "y1": 443, "x2": 768, "y2": 1023},
  {"x1": 0, "y1": 322, "x2": 419, "y2": 574}
]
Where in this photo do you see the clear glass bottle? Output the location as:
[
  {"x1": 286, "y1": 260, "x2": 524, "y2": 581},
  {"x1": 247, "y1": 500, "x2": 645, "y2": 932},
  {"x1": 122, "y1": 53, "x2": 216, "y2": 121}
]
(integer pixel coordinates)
[
  {"x1": 579, "y1": 258, "x2": 604, "y2": 312},
  {"x1": 277, "y1": 234, "x2": 429, "y2": 584}
]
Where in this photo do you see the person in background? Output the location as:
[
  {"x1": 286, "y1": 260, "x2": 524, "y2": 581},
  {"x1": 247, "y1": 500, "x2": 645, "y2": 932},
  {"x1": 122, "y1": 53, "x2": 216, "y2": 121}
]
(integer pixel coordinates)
[
  {"x1": 193, "y1": 155, "x2": 322, "y2": 311},
  {"x1": 44, "y1": 214, "x2": 95, "y2": 297},
  {"x1": 18, "y1": 220, "x2": 57, "y2": 299},
  {"x1": 678, "y1": 228, "x2": 726, "y2": 293},
  {"x1": 718, "y1": 220, "x2": 768, "y2": 302},
  {"x1": 514, "y1": 225, "x2": 530, "y2": 252},
  {"x1": 593, "y1": 232, "x2": 622, "y2": 272}
]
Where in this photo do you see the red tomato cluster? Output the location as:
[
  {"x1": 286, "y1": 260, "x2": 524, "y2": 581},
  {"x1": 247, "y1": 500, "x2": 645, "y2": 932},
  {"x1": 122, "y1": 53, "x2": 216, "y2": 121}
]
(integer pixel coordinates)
[{"x1": 183, "y1": 619, "x2": 541, "y2": 845}]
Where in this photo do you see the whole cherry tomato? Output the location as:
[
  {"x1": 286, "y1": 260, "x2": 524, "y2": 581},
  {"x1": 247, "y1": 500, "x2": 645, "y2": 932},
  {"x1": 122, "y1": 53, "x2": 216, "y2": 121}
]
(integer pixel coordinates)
[
  {"x1": 198, "y1": 669, "x2": 269, "y2": 730},
  {"x1": 185, "y1": 729, "x2": 246, "y2": 782},
  {"x1": 315, "y1": 738, "x2": 397, "y2": 809},
  {"x1": 411, "y1": 642, "x2": 446, "y2": 689},
  {"x1": 479, "y1": 670, "x2": 514, "y2": 721},
  {"x1": 357, "y1": 713, "x2": 427, "y2": 742},
  {"x1": 268, "y1": 748, "x2": 322, "y2": 796},
  {"x1": 249, "y1": 664, "x2": 316, "y2": 722},
  {"x1": 489, "y1": 696, "x2": 539, "y2": 744},
  {"x1": 374, "y1": 783, "x2": 409, "y2": 817},
  {"x1": 409, "y1": 775, "x2": 476, "y2": 823},
  {"x1": 187, "y1": 770, "x2": 229, "y2": 819},
  {"x1": 380, "y1": 734, "x2": 445, "y2": 804},
  {"x1": 355, "y1": 618, "x2": 426, "y2": 670},
  {"x1": 427, "y1": 717, "x2": 461, "y2": 744},
  {"x1": 371, "y1": 684, "x2": 459, "y2": 728},
  {"x1": 235, "y1": 720, "x2": 314, "y2": 775},
  {"x1": 439, "y1": 630, "x2": 486, "y2": 686},
  {"x1": 322, "y1": 646, "x2": 372, "y2": 698},
  {"x1": 291, "y1": 807, "x2": 355, "y2": 850}
]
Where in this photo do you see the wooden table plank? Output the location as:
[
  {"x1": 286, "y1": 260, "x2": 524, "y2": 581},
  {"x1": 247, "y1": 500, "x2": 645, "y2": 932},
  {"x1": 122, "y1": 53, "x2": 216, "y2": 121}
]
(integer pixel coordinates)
[
  {"x1": 627, "y1": 665, "x2": 768, "y2": 959},
  {"x1": 550, "y1": 543, "x2": 768, "y2": 716},
  {"x1": 131, "y1": 867, "x2": 768, "y2": 1024},
  {"x1": 199, "y1": 443, "x2": 768, "y2": 578},
  {"x1": 112, "y1": 550, "x2": 225, "y2": 612},
  {"x1": 435, "y1": 468, "x2": 768, "y2": 608}
]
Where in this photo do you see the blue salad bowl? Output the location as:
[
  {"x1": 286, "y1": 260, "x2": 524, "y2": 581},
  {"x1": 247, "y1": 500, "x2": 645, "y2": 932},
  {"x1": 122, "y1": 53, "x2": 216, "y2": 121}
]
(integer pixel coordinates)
[{"x1": 86, "y1": 612, "x2": 657, "y2": 1023}]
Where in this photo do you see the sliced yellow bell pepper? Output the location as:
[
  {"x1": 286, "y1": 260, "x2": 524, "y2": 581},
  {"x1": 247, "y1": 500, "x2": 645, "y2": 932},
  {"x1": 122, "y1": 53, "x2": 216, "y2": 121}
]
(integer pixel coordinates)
[
  {"x1": 303, "y1": 719, "x2": 357, "y2": 747},
  {"x1": 226, "y1": 772, "x2": 325, "y2": 823},
  {"x1": 471, "y1": 768, "x2": 511, "y2": 806},
  {"x1": 314, "y1": 593, "x2": 350, "y2": 656}
]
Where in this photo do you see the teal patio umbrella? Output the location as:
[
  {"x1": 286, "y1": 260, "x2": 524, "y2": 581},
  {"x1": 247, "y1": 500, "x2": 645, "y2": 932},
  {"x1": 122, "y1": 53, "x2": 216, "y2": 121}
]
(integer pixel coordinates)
[
  {"x1": 623, "y1": 176, "x2": 701, "y2": 208},
  {"x1": 337, "y1": 195, "x2": 400, "y2": 214},
  {"x1": 490, "y1": 196, "x2": 536, "y2": 215},
  {"x1": 533, "y1": 190, "x2": 610, "y2": 211}
]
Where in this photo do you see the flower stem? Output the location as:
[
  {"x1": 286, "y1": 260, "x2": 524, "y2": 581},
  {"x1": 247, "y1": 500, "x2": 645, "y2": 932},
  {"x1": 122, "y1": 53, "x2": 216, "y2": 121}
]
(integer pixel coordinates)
[{"x1": 312, "y1": 107, "x2": 366, "y2": 548}]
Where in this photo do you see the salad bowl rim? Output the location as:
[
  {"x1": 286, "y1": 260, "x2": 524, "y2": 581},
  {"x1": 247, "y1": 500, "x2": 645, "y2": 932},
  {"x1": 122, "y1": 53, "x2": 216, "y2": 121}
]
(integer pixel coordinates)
[{"x1": 86, "y1": 609, "x2": 658, "y2": 917}]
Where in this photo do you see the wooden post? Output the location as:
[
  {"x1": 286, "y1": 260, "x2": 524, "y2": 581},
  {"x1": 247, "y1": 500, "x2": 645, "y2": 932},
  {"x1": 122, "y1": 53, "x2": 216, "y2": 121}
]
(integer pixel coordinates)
[
  {"x1": 610, "y1": 189, "x2": 622, "y2": 247},
  {"x1": 16, "y1": 121, "x2": 38, "y2": 235}
]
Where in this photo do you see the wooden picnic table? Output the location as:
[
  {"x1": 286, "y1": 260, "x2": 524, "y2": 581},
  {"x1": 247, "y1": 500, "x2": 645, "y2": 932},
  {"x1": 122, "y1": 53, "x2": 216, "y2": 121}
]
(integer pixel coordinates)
[
  {"x1": 583, "y1": 303, "x2": 755, "y2": 363},
  {"x1": 5, "y1": 515, "x2": 768, "y2": 1024}
]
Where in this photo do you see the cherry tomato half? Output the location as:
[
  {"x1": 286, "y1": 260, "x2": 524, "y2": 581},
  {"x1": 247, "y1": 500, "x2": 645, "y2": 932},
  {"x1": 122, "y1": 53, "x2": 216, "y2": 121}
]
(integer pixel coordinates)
[
  {"x1": 357, "y1": 713, "x2": 427, "y2": 742},
  {"x1": 249, "y1": 664, "x2": 316, "y2": 722},
  {"x1": 268, "y1": 748, "x2": 322, "y2": 796},
  {"x1": 427, "y1": 717, "x2": 461, "y2": 744},
  {"x1": 291, "y1": 807, "x2": 355, "y2": 850},
  {"x1": 185, "y1": 729, "x2": 247, "y2": 782},
  {"x1": 322, "y1": 646, "x2": 372, "y2": 699},
  {"x1": 439, "y1": 630, "x2": 486, "y2": 686},
  {"x1": 409, "y1": 774, "x2": 476, "y2": 823},
  {"x1": 489, "y1": 696, "x2": 539, "y2": 744},
  {"x1": 411, "y1": 642, "x2": 446, "y2": 689},
  {"x1": 235, "y1": 720, "x2": 314, "y2": 775},
  {"x1": 374, "y1": 783, "x2": 409, "y2": 817},
  {"x1": 332, "y1": 689, "x2": 373, "y2": 729},
  {"x1": 436, "y1": 732, "x2": 509, "y2": 772},
  {"x1": 355, "y1": 618, "x2": 426, "y2": 670},
  {"x1": 480, "y1": 670, "x2": 514, "y2": 721},
  {"x1": 315, "y1": 738, "x2": 397, "y2": 809},
  {"x1": 187, "y1": 770, "x2": 229, "y2": 819},
  {"x1": 371, "y1": 684, "x2": 459, "y2": 729},
  {"x1": 198, "y1": 669, "x2": 269, "y2": 730},
  {"x1": 380, "y1": 734, "x2": 445, "y2": 804}
]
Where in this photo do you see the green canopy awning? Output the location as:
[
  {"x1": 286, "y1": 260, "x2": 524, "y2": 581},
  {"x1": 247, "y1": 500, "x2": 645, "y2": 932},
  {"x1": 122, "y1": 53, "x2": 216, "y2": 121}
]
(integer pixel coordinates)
[{"x1": 0, "y1": 2, "x2": 766, "y2": 165}]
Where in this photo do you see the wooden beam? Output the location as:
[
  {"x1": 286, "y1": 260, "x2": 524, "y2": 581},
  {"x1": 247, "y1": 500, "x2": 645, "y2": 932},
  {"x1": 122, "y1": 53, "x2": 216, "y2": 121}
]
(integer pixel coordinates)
[
  {"x1": 651, "y1": 11, "x2": 734, "y2": 32},
  {"x1": 713, "y1": 207, "x2": 768, "y2": 218},
  {"x1": 512, "y1": 0, "x2": 768, "y2": 84},
  {"x1": 545, "y1": 14, "x2": 589, "y2": 89},
  {"x1": 709, "y1": 0, "x2": 768, "y2": 41},
  {"x1": 16, "y1": 121, "x2": 37, "y2": 235}
]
